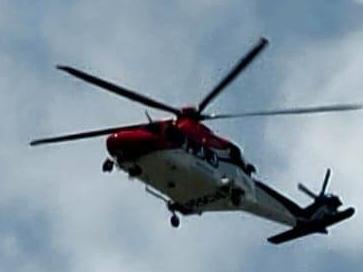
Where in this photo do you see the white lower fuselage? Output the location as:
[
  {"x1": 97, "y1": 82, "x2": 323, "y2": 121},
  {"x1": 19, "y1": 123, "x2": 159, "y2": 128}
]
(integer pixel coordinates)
[{"x1": 118, "y1": 148, "x2": 297, "y2": 227}]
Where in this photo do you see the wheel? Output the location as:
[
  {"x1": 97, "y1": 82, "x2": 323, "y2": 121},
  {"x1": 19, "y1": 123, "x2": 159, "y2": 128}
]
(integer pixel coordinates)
[
  {"x1": 102, "y1": 159, "x2": 114, "y2": 172},
  {"x1": 170, "y1": 214, "x2": 180, "y2": 228}
]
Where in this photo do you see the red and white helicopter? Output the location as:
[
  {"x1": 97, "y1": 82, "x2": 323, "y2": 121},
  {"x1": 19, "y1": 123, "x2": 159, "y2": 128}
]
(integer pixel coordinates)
[{"x1": 31, "y1": 38, "x2": 359, "y2": 244}]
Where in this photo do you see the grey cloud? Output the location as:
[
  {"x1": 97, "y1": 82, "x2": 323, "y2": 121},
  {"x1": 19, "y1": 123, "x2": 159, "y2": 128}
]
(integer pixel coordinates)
[{"x1": 1, "y1": 1, "x2": 363, "y2": 272}]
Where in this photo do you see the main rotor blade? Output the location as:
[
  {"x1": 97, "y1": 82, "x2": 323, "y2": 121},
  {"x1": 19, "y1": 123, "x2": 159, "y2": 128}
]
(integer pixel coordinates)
[
  {"x1": 198, "y1": 37, "x2": 269, "y2": 113},
  {"x1": 57, "y1": 66, "x2": 181, "y2": 116},
  {"x1": 30, "y1": 124, "x2": 143, "y2": 146},
  {"x1": 298, "y1": 183, "x2": 317, "y2": 199},
  {"x1": 320, "y1": 168, "x2": 331, "y2": 196},
  {"x1": 202, "y1": 104, "x2": 363, "y2": 120}
]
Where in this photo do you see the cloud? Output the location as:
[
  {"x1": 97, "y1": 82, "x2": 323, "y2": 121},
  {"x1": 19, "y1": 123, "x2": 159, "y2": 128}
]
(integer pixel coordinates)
[
  {"x1": 266, "y1": 29, "x2": 363, "y2": 254},
  {"x1": 1, "y1": 1, "x2": 363, "y2": 272}
]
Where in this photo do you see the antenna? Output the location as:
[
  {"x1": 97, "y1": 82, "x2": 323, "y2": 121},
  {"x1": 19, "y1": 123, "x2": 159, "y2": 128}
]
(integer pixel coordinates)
[{"x1": 145, "y1": 110, "x2": 153, "y2": 123}]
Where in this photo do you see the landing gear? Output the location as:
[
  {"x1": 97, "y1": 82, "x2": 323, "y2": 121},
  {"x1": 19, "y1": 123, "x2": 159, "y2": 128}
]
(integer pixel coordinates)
[
  {"x1": 102, "y1": 158, "x2": 114, "y2": 173},
  {"x1": 231, "y1": 188, "x2": 243, "y2": 207},
  {"x1": 145, "y1": 187, "x2": 183, "y2": 228},
  {"x1": 170, "y1": 213, "x2": 180, "y2": 228},
  {"x1": 167, "y1": 202, "x2": 181, "y2": 228}
]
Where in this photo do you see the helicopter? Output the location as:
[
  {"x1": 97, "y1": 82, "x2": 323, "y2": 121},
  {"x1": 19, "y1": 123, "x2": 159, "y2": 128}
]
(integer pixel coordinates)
[{"x1": 31, "y1": 37, "x2": 359, "y2": 244}]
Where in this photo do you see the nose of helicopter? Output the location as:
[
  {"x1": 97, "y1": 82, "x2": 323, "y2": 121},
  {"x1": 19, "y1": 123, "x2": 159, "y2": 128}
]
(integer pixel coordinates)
[{"x1": 106, "y1": 130, "x2": 159, "y2": 160}]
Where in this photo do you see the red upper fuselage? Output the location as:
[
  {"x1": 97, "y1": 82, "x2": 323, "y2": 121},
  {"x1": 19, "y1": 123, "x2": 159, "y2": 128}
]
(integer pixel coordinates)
[{"x1": 106, "y1": 118, "x2": 233, "y2": 161}]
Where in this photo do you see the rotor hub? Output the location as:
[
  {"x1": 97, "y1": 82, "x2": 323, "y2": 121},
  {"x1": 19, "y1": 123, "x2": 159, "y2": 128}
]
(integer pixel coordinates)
[{"x1": 179, "y1": 107, "x2": 200, "y2": 119}]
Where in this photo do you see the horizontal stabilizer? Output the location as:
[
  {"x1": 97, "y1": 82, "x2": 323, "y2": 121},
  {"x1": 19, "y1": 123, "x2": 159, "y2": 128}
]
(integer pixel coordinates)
[
  {"x1": 268, "y1": 226, "x2": 326, "y2": 244},
  {"x1": 268, "y1": 208, "x2": 355, "y2": 244}
]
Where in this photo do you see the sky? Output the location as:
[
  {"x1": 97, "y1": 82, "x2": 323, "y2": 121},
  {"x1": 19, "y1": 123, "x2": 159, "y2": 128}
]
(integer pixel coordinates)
[{"x1": 1, "y1": 0, "x2": 363, "y2": 271}]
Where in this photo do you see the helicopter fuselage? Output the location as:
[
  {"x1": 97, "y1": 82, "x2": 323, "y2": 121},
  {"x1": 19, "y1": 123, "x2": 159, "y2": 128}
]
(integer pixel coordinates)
[
  {"x1": 106, "y1": 118, "x2": 297, "y2": 227},
  {"x1": 30, "y1": 37, "x2": 357, "y2": 243}
]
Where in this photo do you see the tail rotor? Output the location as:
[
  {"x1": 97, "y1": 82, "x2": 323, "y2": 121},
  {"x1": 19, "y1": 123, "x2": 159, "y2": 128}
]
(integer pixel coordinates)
[
  {"x1": 298, "y1": 168, "x2": 332, "y2": 201},
  {"x1": 297, "y1": 183, "x2": 317, "y2": 200},
  {"x1": 320, "y1": 168, "x2": 331, "y2": 197},
  {"x1": 298, "y1": 168, "x2": 342, "y2": 209}
]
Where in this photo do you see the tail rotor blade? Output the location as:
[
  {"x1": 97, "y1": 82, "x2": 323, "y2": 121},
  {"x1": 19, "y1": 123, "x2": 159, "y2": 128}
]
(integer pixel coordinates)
[
  {"x1": 298, "y1": 183, "x2": 317, "y2": 199},
  {"x1": 320, "y1": 168, "x2": 331, "y2": 196}
]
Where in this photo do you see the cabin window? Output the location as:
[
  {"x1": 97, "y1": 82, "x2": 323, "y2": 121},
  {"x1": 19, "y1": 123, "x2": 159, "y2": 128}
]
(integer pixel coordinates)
[
  {"x1": 205, "y1": 148, "x2": 218, "y2": 167},
  {"x1": 185, "y1": 138, "x2": 197, "y2": 154},
  {"x1": 182, "y1": 137, "x2": 219, "y2": 168}
]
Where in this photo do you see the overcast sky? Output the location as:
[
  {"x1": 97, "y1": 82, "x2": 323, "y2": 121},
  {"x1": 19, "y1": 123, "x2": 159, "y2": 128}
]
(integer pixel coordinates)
[{"x1": 1, "y1": 1, "x2": 363, "y2": 271}]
